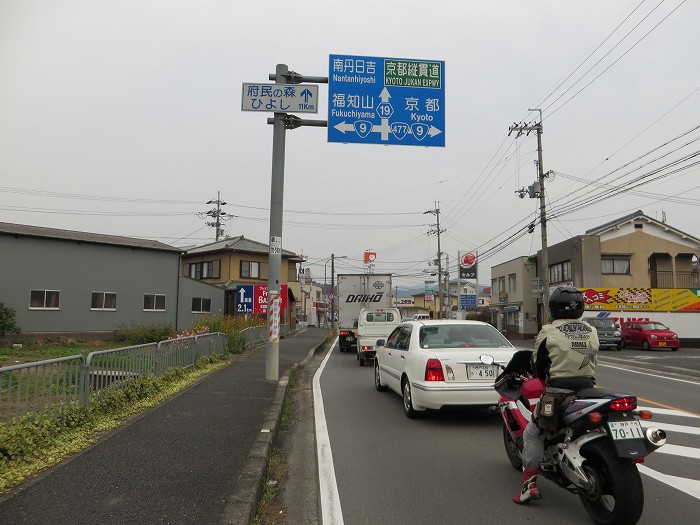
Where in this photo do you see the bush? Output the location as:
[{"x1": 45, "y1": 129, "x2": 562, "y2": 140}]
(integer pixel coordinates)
[
  {"x1": 113, "y1": 322, "x2": 176, "y2": 345},
  {"x1": 0, "y1": 302, "x2": 21, "y2": 337},
  {"x1": 192, "y1": 315, "x2": 264, "y2": 355},
  {"x1": 226, "y1": 331, "x2": 247, "y2": 354}
]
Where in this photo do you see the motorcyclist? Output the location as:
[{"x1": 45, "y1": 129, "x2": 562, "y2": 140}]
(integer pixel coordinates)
[{"x1": 513, "y1": 286, "x2": 600, "y2": 504}]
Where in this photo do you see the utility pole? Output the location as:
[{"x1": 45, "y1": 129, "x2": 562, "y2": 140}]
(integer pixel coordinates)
[
  {"x1": 330, "y1": 254, "x2": 336, "y2": 330},
  {"x1": 424, "y1": 202, "x2": 445, "y2": 318},
  {"x1": 509, "y1": 109, "x2": 550, "y2": 324},
  {"x1": 444, "y1": 253, "x2": 450, "y2": 319},
  {"x1": 199, "y1": 191, "x2": 231, "y2": 241}
]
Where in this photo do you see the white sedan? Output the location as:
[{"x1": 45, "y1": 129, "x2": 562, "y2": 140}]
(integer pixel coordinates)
[{"x1": 374, "y1": 320, "x2": 518, "y2": 417}]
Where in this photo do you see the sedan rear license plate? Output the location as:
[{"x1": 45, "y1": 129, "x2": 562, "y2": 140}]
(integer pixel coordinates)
[
  {"x1": 608, "y1": 420, "x2": 644, "y2": 441},
  {"x1": 467, "y1": 364, "x2": 496, "y2": 380}
]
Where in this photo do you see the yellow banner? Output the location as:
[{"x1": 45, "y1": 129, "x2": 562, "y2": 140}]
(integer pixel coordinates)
[{"x1": 581, "y1": 288, "x2": 700, "y2": 312}]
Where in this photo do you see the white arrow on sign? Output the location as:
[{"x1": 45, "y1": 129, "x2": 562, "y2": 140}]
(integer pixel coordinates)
[
  {"x1": 427, "y1": 126, "x2": 442, "y2": 137},
  {"x1": 238, "y1": 288, "x2": 247, "y2": 302},
  {"x1": 334, "y1": 121, "x2": 355, "y2": 133},
  {"x1": 334, "y1": 120, "x2": 443, "y2": 139},
  {"x1": 379, "y1": 87, "x2": 391, "y2": 103}
]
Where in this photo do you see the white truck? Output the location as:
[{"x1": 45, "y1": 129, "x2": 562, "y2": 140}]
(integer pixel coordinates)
[
  {"x1": 336, "y1": 273, "x2": 393, "y2": 353},
  {"x1": 356, "y1": 306, "x2": 402, "y2": 366}
]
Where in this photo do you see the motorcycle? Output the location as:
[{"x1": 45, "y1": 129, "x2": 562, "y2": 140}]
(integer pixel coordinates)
[{"x1": 481, "y1": 350, "x2": 667, "y2": 525}]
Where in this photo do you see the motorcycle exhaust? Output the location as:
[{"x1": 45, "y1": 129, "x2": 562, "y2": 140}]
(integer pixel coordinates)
[{"x1": 645, "y1": 427, "x2": 667, "y2": 448}]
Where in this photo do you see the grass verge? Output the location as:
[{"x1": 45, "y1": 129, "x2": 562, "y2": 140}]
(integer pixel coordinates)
[
  {"x1": 0, "y1": 353, "x2": 232, "y2": 494},
  {"x1": 252, "y1": 366, "x2": 303, "y2": 525}
]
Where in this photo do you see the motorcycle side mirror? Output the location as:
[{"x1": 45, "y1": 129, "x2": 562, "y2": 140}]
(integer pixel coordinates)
[{"x1": 479, "y1": 354, "x2": 495, "y2": 365}]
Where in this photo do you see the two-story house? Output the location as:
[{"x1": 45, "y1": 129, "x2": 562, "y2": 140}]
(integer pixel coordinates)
[
  {"x1": 490, "y1": 211, "x2": 700, "y2": 339},
  {"x1": 180, "y1": 236, "x2": 303, "y2": 325}
]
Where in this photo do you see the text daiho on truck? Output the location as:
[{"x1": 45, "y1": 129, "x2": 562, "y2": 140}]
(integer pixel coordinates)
[{"x1": 336, "y1": 273, "x2": 393, "y2": 352}]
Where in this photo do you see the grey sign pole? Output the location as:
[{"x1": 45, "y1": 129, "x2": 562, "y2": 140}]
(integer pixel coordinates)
[
  {"x1": 263, "y1": 64, "x2": 328, "y2": 381},
  {"x1": 265, "y1": 64, "x2": 289, "y2": 381}
]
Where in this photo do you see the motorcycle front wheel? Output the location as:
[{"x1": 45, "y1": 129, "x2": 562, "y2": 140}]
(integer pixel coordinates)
[
  {"x1": 502, "y1": 422, "x2": 523, "y2": 470},
  {"x1": 579, "y1": 440, "x2": 644, "y2": 525}
]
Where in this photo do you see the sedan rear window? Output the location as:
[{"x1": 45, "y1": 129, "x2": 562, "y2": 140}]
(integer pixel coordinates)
[{"x1": 419, "y1": 324, "x2": 513, "y2": 349}]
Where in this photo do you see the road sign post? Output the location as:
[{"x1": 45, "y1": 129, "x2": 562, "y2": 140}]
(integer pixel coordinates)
[
  {"x1": 243, "y1": 64, "x2": 328, "y2": 381},
  {"x1": 328, "y1": 54, "x2": 445, "y2": 147}
]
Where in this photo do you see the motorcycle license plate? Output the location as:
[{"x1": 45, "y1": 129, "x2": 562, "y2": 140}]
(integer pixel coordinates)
[
  {"x1": 467, "y1": 364, "x2": 496, "y2": 380},
  {"x1": 608, "y1": 420, "x2": 644, "y2": 440}
]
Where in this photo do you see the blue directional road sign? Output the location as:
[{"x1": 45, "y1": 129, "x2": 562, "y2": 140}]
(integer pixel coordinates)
[
  {"x1": 328, "y1": 54, "x2": 445, "y2": 147},
  {"x1": 236, "y1": 285, "x2": 254, "y2": 314},
  {"x1": 460, "y1": 294, "x2": 477, "y2": 310}
]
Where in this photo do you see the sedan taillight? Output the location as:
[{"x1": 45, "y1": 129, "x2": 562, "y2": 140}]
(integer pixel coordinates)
[{"x1": 425, "y1": 358, "x2": 445, "y2": 382}]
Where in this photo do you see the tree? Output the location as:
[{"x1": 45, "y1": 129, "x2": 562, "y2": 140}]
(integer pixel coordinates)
[{"x1": 0, "y1": 302, "x2": 21, "y2": 337}]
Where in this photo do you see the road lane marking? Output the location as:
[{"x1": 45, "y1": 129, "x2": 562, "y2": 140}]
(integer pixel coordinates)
[
  {"x1": 640, "y1": 420, "x2": 700, "y2": 436},
  {"x1": 650, "y1": 443, "x2": 700, "y2": 460},
  {"x1": 637, "y1": 406, "x2": 699, "y2": 418},
  {"x1": 314, "y1": 337, "x2": 344, "y2": 525},
  {"x1": 638, "y1": 465, "x2": 700, "y2": 500}
]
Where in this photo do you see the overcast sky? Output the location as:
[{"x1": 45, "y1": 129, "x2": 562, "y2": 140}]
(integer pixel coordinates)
[{"x1": 1, "y1": 1, "x2": 698, "y2": 288}]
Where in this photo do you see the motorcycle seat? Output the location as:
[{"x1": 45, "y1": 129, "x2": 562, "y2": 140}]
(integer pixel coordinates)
[{"x1": 575, "y1": 387, "x2": 626, "y2": 399}]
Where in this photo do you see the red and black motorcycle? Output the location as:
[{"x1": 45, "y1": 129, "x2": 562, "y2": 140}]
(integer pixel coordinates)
[{"x1": 482, "y1": 350, "x2": 667, "y2": 525}]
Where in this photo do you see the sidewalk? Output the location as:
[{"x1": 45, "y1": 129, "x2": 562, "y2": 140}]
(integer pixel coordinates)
[{"x1": 0, "y1": 328, "x2": 330, "y2": 525}]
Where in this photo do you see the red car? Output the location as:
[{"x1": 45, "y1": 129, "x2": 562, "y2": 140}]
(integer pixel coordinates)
[{"x1": 620, "y1": 321, "x2": 680, "y2": 351}]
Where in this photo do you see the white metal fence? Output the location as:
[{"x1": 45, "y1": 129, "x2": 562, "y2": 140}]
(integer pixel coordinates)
[
  {"x1": 240, "y1": 323, "x2": 290, "y2": 347},
  {"x1": 0, "y1": 332, "x2": 227, "y2": 426}
]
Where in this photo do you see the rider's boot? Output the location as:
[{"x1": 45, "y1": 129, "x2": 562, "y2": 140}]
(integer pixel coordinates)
[{"x1": 512, "y1": 467, "x2": 542, "y2": 504}]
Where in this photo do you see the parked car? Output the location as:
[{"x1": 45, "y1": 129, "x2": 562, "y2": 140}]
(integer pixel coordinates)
[
  {"x1": 582, "y1": 317, "x2": 622, "y2": 351},
  {"x1": 620, "y1": 321, "x2": 680, "y2": 351},
  {"x1": 374, "y1": 320, "x2": 517, "y2": 417}
]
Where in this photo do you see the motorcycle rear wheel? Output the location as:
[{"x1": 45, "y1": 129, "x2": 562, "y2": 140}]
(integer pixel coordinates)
[
  {"x1": 502, "y1": 422, "x2": 523, "y2": 470},
  {"x1": 579, "y1": 441, "x2": 644, "y2": 525}
]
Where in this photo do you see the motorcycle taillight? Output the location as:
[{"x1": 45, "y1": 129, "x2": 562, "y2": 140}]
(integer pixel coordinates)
[{"x1": 609, "y1": 396, "x2": 637, "y2": 411}]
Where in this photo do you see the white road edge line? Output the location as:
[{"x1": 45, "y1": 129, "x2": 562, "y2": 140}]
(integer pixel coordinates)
[
  {"x1": 638, "y1": 465, "x2": 700, "y2": 500},
  {"x1": 598, "y1": 362, "x2": 700, "y2": 386},
  {"x1": 314, "y1": 337, "x2": 344, "y2": 525}
]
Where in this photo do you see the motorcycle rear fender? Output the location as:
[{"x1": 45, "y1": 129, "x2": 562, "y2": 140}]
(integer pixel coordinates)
[{"x1": 551, "y1": 430, "x2": 607, "y2": 488}]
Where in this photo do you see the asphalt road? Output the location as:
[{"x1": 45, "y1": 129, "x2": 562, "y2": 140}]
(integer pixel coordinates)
[{"x1": 314, "y1": 341, "x2": 700, "y2": 525}]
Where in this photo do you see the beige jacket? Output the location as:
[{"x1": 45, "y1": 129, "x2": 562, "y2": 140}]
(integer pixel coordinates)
[{"x1": 533, "y1": 319, "x2": 600, "y2": 379}]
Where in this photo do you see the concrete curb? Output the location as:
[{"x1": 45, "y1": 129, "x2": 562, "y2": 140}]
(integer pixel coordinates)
[{"x1": 218, "y1": 335, "x2": 329, "y2": 525}]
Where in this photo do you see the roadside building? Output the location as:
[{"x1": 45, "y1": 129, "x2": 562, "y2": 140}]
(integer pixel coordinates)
[
  {"x1": 180, "y1": 236, "x2": 303, "y2": 327},
  {"x1": 0, "y1": 222, "x2": 223, "y2": 339},
  {"x1": 490, "y1": 211, "x2": 700, "y2": 341}
]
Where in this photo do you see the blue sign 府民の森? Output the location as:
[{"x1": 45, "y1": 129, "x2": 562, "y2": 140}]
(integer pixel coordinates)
[
  {"x1": 328, "y1": 54, "x2": 445, "y2": 147},
  {"x1": 236, "y1": 285, "x2": 254, "y2": 314}
]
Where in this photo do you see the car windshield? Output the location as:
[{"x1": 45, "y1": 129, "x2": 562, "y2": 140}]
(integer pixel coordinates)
[
  {"x1": 641, "y1": 322, "x2": 669, "y2": 331},
  {"x1": 588, "y1": 319, "x2": 616, "y2": 329},
  {"x1": 419, "y1": 324, "x2": 513, "y2": 349}
]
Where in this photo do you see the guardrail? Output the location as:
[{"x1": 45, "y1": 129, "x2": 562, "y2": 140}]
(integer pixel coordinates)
[
  {"x1": 240, "y1": 323, "x2": 290, "y2": 347},
  {"x1": 0, "y1": 332, "x2": 227, "y2": 427}
]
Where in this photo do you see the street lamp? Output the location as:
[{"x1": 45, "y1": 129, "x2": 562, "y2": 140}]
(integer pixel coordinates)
[{"x1": 325, "y1": 254, "x2": 347, "y2": 328}]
